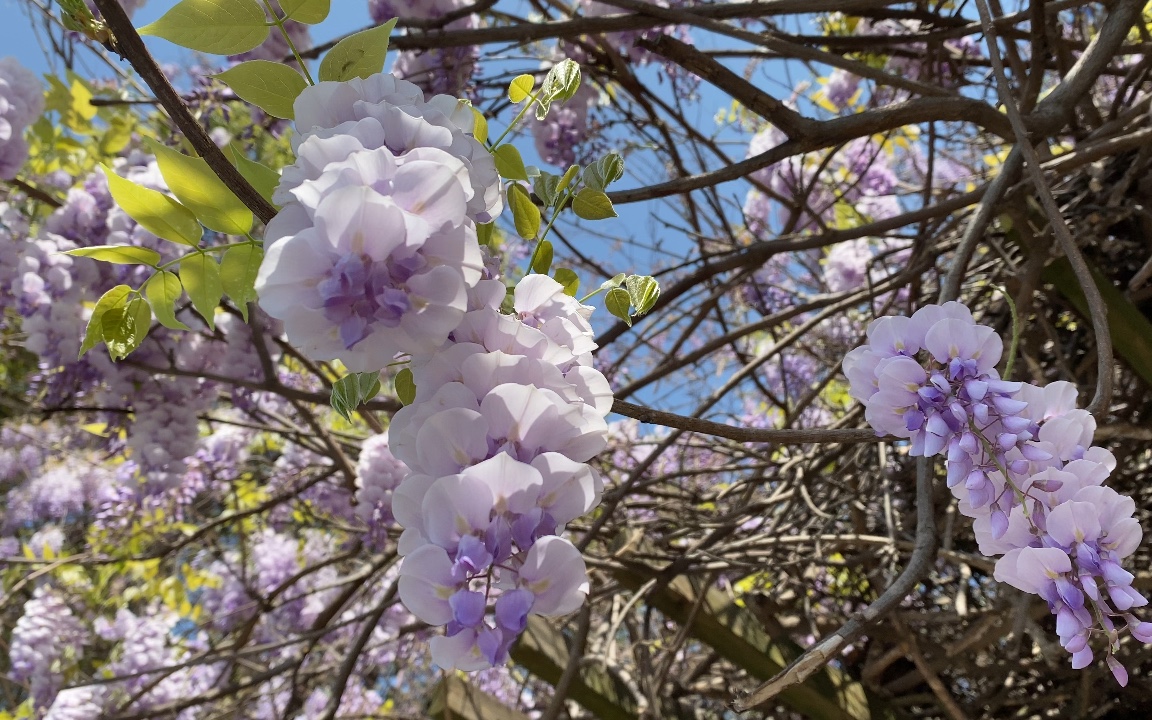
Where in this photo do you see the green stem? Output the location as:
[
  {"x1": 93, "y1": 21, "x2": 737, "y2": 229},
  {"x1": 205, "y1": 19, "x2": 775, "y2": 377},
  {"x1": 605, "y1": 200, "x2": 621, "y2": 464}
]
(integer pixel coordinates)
[
  {"x1": 522, "y1": 187, "x2": 573, "y2": 275},
  {"x1": 155, "y1": 241, "x2": 254, "y2": 272},
  {"x1": 993, "y1": 284, "x2": 1020, "y2": 379},
  {"x1": 491, "y1": 88, "x2": 544, "y2": 148},
  {"x1": 262, "y1": 1, "x2": 315, "y2": 86}
]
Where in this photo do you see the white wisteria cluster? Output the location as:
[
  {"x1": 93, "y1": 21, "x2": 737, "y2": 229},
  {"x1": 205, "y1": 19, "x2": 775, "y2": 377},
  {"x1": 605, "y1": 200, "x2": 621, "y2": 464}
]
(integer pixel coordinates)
[{"x1": 256, "y1": 72, "x2": 612, "y2": 671}]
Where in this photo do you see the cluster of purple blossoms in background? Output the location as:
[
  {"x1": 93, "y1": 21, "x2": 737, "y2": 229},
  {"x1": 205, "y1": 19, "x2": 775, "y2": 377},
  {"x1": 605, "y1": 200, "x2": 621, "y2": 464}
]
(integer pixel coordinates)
[
  {"x1": 846, "y1": 303, "x2": 1151, "y2": 681},
  {"x1": 0, "y1": 57, "x2": 44, "y2": 180},
  {"x1": 369, "y1": 0, "x2": 480, "y2": 98}
]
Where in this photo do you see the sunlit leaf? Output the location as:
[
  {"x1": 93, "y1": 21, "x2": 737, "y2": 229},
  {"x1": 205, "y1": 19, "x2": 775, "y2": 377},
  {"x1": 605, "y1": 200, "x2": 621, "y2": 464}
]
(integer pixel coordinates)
[
  {"x1": 318, "y1": 19, "x2": 398, "y2": 82},
  {"x1": 146, "y1": 138, "x2": 253, "y2": 235},
  {"x1": 216, "y1": 61, "x2": 308, "y2": 120},
  {"x1": 139, "y1": 0, "x2": 269, "y2": 55}
]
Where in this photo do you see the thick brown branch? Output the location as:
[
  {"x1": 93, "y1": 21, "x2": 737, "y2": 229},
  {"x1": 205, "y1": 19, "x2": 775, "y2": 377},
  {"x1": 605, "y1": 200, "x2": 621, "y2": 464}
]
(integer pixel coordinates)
[{"x1": 91, "y1": 0, "x2": 278, "y2": 225}]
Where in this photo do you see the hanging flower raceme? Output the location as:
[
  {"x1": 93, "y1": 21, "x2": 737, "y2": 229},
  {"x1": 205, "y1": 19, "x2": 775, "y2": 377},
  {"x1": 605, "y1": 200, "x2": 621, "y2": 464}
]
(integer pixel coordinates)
[
  {"x1": 393, "y1": 275, "x2": 609, "y2": 671},
  {"x1": 0, "y1": 57, "x2": 44, "y2": 180},
  {"x1": 846, "y1": 303, "x2": 1150, "y2": 683}
]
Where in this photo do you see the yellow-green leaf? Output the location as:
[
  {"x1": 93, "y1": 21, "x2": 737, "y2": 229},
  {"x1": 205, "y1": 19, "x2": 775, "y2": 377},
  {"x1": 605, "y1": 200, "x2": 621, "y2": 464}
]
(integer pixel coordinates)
[
  {"x1": 220, "y1": 244, "x2": 264, "y2": 321},
  {"x1": 395, "y1": 368, "x2": 416, "y2": 406},
  {"x1": 180, "y1": 253, "x2": 223, "y2": 329},
  {"x1": 145, "y1": 271, "x2": 191, "y2": 331},
  {"x1": 509, "y1": 74, "x2": 534, "y2": 103},
  {"x1": 146, "y1": 138, "x2": 253, "y2": 235},
  {"x1": 99, "y1": 114, "x2": 134, "y2": 155},
  {"x1": 472, "y1": 108, "x2": 488, "y2": 146},
  {"x1": 318, "y1": 19, "x2": 398, "y2": 83},
  {"x1": 139, "y1": 0, "x2": 270, "y2": 55},
  {"x1": 530, "y1": 240, "x2": 553, "y2": 275},
  {"x1": 216, "y1": 60, "x2": 308, "y2": 120},
  {"x1": 508, "y1": 183, "x2": 540, "y2": 240},
  {"x1": 572, "y1": 187, "x2": 617, "y2": 220},
  {"x1": 228, "y1": 145, "x2": 281, "y2": 208},
  {"x1": 605, "y1": 287, "x2": 632, "y2": 326},
  {"x1": 279, "y1": 0, "x2": 330, "y2": 23},
  {"x1": 65, "y1": 245, "x2": 161, "y2": 266},
  {"x1": 100, "y1": 165, "x2": 202, "y2": 247},
  {"x1": 554, "y1": 268, "x2": 579, "y2": 296},
  {"x1": 493, "y1": 145, "x2": 528, "y2": 181},
  {"x1": 80, "y1": 285, "x2": 131, "y2": 358}
]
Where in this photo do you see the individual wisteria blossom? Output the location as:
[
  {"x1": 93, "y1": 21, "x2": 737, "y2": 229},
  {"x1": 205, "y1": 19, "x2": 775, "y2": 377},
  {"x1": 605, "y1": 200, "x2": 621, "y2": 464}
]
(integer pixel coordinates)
[
  {"x1": 847, "y1": 303, "x2": 1150, "y2": 681},
  {"x1": 369, "y1": 0, "x2": 479, "y2": 98},
  {"x1": 0, "y1": 57, "x2": 44, "y2": 180},
  {"x1": 391, "y1": 274, "x2": 610, "y2": 670}
]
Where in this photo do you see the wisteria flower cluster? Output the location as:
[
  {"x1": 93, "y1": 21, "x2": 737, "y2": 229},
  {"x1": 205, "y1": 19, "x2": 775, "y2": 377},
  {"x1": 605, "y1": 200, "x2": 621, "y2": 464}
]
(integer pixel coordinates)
[
  {"x1": 846, "y1": 303, "x2": 1151, "y2": 682},
  {"x1": 256, "y1": 72, "x2": 500, "y2": 371},
  {"x1": 392, "y1": 274, "x2": 610, "y2": 670},
  {"x1": 0, "y1": 57, "x2": 44, "y2": 180},
  {"x1": 369, "y1": 0, "x2": 479, "y2": 98},
  {"x1": 255, "y1": 70, "x2": 612, "y2": 671}
]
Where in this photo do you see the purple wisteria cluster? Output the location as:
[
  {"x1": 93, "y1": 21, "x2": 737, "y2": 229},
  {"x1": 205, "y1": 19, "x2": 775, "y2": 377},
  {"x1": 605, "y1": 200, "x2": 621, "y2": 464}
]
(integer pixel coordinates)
[
  {"x1": 392, "y1": 273, "x2": 609, "y2": 670},
  {"x1": 256, "y1": 72, "x2": 500, "y2": 371},
  {"x1": 845, "y1": 302, "x2": 1151, "y2": 682},
  {"x1": 369, "y1": 0, "x2": 479, "y2": 98},
  {"x1": 0, "y1": 57, "x2": 44, "y2": 180}
]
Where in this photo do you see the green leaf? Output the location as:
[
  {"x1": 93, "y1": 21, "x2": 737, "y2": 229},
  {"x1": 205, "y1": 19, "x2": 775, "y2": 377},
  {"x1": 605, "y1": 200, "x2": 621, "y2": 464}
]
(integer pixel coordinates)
[
  {"x1": 554, "y1": 268, "x2": 580, "y2": 296},
  {"x1": 605, "y1": 287, "x2": 632, "y2": 326},
  {"x1": 533, "y1": 172, "x2": 560, "y2": 209},
  {"x1": 508, "y1": 184, "x2": 541, "y2": 240},
  {"x1": 493, "y1": 145, "x2": 529, "y2": 181},
  {"x1": 216, "y1": 61, "x2": 308, "y2": 120},
  {"x1": 331, "y1": 371, "x2": 382, "y2": 421},
  {"x1": 145, "y1": 271, "x2": 191, "y2": 331},
  {"x1": 625, "y1": 275, "x2": 660, "y2": 316},
  {"x1": 228, "y1": 145, "x2": 281, "y2": 208},
  {"x1": 99, "y1": 114, "x2": 134, "y2": 155},
  {"x1": 472, "y1": 108, "x2": 488, "y2": 146},
  {"x1": 536, "y1": 59, "x2": 582, "y2": 120},
  {"x1": 65, "y1": 245, "x2": 161, "y2": 266},
  {"x1": 395, "y1": 367, "x2": 416, "y2": 406},
  {"x1": 530, "y1": 240, "x2": 554, "y2": 275},
  {"x1": 80, "y1": 285, "x2": 131, "y2": 358},
  {"x1": 476, "y1": 222, "x2": 495, "y2": 247},
  {"x1": 139, "y1": 0, "x2": 269, "y2": 55},
  {"x1": 601, "y1": 273, "x2": 626, "y2": 291},
  {"x1": 318, "y1": 19, "x2": 398, "y2": 82},
  {"x1": 146, "y1": 138, "x2": 253, "y2": 235},
  {"x1": 220, "y1": 244, "x2": 264, "y2": 321},
  {"x1": 180, "y1": 253, "x2": 223, "y2": 329},
  {"x1": 102, "y1": 297, "x2": 152, "y2": 361},
  {"x1": 557, "y1": 164, "x2": 581, "y2": 194},
  {"x1": 508, "y1": 74, "x2": 534, "y2": 103},
  {"x1": 279, "y1": 0, "x2": 330, "y2": 23},
  {"x1": 583, "y1": 153, "x2": 624, "y2": 191},
  {"x1": 572, "y1": 188, "x2": 617, "y2": 220},
  {"x1": 101, "y1": 165, "x2": 202, "y2": 247}
]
